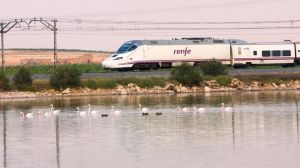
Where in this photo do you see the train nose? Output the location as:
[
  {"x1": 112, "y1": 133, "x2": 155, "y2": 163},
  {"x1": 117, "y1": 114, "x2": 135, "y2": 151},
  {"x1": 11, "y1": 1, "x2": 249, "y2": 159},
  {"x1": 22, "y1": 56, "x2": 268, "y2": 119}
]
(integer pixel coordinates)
[{"x1": 101, "y1": 59, "x2": 111, "y2": 69}]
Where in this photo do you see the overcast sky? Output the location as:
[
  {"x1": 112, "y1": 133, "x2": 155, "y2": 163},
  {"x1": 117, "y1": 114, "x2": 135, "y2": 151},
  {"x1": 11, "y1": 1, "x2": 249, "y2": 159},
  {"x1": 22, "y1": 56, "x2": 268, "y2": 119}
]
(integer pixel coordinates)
[{"x1": 1, "y1": 0, "x2": 300, "y2": 51}]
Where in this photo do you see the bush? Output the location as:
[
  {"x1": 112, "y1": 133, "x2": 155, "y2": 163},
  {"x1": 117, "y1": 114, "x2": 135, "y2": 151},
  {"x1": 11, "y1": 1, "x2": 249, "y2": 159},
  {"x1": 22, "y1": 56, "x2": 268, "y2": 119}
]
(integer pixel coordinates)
[
  {"x1": 171, "y1": 63, "x2": 202, "y2": 87},
  {"x1": 33, "y1": 80, "x2": 51, "y2": 91},
  {"x1": 216, "y1": 75, "x2": 232, "y2": 86},
  {"x1": 0, "y1": 71, "x2": 9, "y2": 91},
  {"x1": 13, "y1": 67, "x2": 33, "y2": 91},
  {"x1": 85, "y1": 79, "x2": 98, "y2": 89},
  {"x1": 199, "y1": 59, "x2": 228, "y2": 76},
  {"x1": 50, "y1": 65, "x2": 82, "y2": 90}
]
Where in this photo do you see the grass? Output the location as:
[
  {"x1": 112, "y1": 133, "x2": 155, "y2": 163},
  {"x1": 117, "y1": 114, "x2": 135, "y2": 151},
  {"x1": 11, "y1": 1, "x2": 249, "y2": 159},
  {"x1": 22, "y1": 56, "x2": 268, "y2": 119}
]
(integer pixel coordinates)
[
  {"x1": 215, "y1": 75, "x2": 232, "y2": 86},
  {"x1": 232, "y1": 73, "x2": 300, "y2": 85},
  {"x1": 5, "y1": 64, "x2": 105, "y2": 75}
]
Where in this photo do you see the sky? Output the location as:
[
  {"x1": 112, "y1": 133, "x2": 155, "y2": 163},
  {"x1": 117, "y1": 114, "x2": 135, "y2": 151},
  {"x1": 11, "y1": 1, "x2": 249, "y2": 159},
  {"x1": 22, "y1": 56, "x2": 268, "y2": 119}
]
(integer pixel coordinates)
[{"x1": 1, "y1": 0, "x2": 300, "y2": 51}]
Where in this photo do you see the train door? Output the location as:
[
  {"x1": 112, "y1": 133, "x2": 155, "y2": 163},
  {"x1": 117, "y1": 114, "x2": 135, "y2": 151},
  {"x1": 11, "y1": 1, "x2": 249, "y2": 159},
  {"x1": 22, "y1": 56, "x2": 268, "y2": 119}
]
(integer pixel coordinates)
[
  {"x1": 243, "y1": 47, "x2": 252, "y2": 65},
  {"x1": 143, "y1": 45, "x2": 148, "y2": 61},
  {"x1": 230, "y1": 44, "x2": 234, "y2": 66},
  {"x1": 296, "y1": 43, "x2": 300, "y2": 64}
]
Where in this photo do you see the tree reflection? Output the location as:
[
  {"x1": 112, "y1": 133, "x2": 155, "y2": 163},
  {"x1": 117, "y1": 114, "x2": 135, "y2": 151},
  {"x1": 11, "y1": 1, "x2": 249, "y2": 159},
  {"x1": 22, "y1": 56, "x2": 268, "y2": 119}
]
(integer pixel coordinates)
[{"x1": 1, "y1": 104, "x2": 7, "y2": 168}]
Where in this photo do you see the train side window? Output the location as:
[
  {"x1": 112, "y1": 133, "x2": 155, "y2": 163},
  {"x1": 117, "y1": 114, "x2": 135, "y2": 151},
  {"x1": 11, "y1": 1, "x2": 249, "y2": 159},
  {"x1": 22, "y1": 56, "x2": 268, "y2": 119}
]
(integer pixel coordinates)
[
  {"x1": 150, "y1": 41, "x2": 158, "y2": 44},
  {"x1": 238, "y1": 47, "x2": 242, "y2": 55},
  {"x1": 262, "y1": 51, "x2": 271, "y2": 57},
  {"x1": 128, "y1": 45, "x2": 138, "y2": 52},
  {"x1": 283, "y1": 50, "x2": 291, "y2": 56},
  {"x1": 272, "y1": 50, "x2": 281, "y2": 57},
  {"x1": 253, "y1": 51, "x2": 257, "y2": 56}
]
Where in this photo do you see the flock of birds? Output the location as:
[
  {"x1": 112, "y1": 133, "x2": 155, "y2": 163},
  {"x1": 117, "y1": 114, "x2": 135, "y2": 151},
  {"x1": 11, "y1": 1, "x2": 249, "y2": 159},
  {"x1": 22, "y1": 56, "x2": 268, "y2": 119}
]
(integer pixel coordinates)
[{"x1": 19, "y1": 103, "x2": 233, "y2": 119}]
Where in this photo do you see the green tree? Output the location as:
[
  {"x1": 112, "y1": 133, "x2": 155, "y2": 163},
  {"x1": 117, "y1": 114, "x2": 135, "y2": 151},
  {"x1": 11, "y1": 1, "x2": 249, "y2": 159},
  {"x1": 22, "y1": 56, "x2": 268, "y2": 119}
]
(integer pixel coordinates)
[
  {"x1": 0, "y1": 71, "x2": 9, "y2": 91},
  {"x1": 199, "y1": 59, "x2": 228, "y2": 76},
  {"x1": 13, "y1": 67, "x2": 33, "y2": 91},
  {"x1": 50, "y1": 65, "x2": 82, "y2": 90},
  {"x1": 171, "y1": 63, "x2": 202, "y2": 87}
]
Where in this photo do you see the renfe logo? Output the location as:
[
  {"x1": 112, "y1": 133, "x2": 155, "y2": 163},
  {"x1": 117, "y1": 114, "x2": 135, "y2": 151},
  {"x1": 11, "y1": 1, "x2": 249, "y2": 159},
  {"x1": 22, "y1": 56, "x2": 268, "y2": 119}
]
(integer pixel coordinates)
[{"x1": 173, "y1": 47, "x2": 191, "y2": 56}]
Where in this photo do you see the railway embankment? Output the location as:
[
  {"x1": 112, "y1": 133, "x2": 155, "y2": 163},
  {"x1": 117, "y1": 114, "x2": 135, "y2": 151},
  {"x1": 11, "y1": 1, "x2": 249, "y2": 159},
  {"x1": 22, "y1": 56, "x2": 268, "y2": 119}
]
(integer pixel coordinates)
[
  {"x1": 1, "y1": 78, "x2": 300, "y2": 100},
  {"x1": 3, "y1": 62, "x2": 300, "y2": 100}
]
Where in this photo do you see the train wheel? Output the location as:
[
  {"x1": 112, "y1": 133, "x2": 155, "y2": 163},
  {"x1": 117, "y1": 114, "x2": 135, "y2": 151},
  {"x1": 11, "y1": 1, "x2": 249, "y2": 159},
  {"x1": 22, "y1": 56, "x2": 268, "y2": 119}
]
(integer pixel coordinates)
[{"x1": 152, "y1": 63, "x2": 160, "y2": 70}]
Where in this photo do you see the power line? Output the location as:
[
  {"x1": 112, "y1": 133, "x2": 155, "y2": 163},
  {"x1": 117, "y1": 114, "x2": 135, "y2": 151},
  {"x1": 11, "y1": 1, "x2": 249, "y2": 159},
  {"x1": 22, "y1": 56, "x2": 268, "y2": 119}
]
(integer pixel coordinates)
[
  {"x1": 58, "y1": 18, "x2": 300, "y2": 25},
  {"x1": 54, "y1": 0, "x2": 285, "y2": 18},
  {"x1": 0, "y1": 18, "x2": 58, "y2": 70}
]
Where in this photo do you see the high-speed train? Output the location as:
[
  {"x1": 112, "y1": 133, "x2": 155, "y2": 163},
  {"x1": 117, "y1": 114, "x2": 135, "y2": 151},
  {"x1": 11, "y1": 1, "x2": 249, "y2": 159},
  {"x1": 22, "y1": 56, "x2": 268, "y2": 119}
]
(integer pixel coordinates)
[{"x1": 101, "y1": 37, "x2": 300, "y2": 70}]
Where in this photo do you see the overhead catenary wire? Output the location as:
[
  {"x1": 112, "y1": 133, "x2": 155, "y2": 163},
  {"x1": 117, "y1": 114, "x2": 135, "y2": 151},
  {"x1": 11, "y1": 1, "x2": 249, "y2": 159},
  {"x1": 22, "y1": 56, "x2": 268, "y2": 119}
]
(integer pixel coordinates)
[
  {"x1": 52, "y1": 0, "x2": 285, "y2": 18},
  {"x1": 2, "y1": 18, "x2": 300, "y2": 38},
  {"x1": 57, "y1": 18, "x2": 300, "y2": 25}
]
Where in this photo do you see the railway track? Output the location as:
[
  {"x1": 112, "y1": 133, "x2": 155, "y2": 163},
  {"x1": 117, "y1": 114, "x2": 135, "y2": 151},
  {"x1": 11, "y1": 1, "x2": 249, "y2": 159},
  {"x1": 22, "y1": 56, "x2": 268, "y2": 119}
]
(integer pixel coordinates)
[{"x1": 7, "y1": 67, "x2": 300, "y2": 80}]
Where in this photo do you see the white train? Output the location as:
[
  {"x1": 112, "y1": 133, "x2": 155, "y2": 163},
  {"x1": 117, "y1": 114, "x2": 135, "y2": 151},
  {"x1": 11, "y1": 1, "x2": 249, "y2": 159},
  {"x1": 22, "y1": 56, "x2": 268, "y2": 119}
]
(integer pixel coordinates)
[{"x1": 102, "y1": 38, "x2": 300, "y2": 70}]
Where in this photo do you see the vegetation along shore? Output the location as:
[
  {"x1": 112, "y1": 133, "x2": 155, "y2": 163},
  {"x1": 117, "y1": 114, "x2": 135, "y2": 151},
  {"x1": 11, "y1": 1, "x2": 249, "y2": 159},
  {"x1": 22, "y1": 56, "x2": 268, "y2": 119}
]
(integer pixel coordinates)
[{"x1": 1, "y1": 60, "x2": 300, "y2": 100}]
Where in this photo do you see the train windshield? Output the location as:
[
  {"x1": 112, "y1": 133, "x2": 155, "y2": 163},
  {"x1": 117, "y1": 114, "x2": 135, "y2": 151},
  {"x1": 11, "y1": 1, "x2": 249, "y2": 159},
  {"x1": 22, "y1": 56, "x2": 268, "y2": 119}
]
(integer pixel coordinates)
[{"x1": 116, "y1": 41, "x2": 141, "y2": 54}]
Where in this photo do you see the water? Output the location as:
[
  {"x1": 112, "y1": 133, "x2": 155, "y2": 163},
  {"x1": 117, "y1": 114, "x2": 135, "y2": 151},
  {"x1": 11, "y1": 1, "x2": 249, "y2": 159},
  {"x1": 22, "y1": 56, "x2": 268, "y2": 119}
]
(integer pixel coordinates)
[{"x1": 0, "y1": 91, "x2": 300, "y2": 168}]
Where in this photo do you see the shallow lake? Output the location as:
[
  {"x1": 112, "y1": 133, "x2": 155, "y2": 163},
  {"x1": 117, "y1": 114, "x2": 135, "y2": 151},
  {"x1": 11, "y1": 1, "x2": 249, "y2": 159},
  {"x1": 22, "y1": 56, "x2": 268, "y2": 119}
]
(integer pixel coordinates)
[{"x1": 0, "y1": 91, "x2": 300, "y2": 168}]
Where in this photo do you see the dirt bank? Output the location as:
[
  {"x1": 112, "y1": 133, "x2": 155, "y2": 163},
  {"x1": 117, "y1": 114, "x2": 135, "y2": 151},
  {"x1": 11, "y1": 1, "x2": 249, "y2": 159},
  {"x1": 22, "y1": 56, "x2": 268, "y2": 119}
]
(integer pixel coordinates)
[{"x1": 1, "y1": 78, "x2": 300, "y2": 100}]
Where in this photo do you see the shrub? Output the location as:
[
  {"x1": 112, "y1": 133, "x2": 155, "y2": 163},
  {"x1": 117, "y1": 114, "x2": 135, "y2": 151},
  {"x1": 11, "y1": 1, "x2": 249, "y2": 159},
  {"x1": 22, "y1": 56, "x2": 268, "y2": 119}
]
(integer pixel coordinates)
[
  {"x1": 171, "y1": 63, "x2": 202, "y2": 87},
  {"x1": 0, "y1": 71, "x2": 9, "y2": 91},
  {"x1": 13, "y1": 67, "x2": 33, "y2": 91},
  {"x1": 216, "y1": 75, "x2": 232, "y2": 86},
  {"x1": 50, "y1": 65, "x2": 82, "y2": 90},
  {"x1": 199, "y1": 59, "x2": 228, "y2": 76},
  {"x1": 33, "y1": 80, "x2": 51, "y2": 91},
  {"x1": 85, "y1": 79, "x2": 98, "y2": 89}
]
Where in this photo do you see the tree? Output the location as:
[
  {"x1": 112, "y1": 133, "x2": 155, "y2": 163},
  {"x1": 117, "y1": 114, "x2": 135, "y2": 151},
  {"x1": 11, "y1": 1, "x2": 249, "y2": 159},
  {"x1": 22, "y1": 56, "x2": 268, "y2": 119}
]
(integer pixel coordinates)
[
  {"x1": 13, "y1": 67, "x2": 33, "y2": 91},
  {"x1": 199, "y1": 59, "x2": 228, "y2": 76},
  {"x1": 171, "y1": 63, "x2": 202, "y2": 87},
  {"x1": 50, "y1": 65, "x2": 82, "y2": 90},
  {"x1": 0, "y1": 71, "x2": 9, "y2": 91}
]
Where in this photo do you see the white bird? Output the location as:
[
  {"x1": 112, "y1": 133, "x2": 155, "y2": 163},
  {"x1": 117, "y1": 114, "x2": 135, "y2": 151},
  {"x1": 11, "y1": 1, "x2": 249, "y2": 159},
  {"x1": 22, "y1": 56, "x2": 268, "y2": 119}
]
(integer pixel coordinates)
[
  {"x1": 76, "y1": 107, "x2": 87, "y2": 117},
  {"x1": 88, "y1": 104, "x2": 99, "y2": 115},
  {"x1": 182, "y1": 107, "x2": 189, "y2": 112},
  {"x1": 111, "y1": 106, "x2": 121, "y2": 116},
  {"x1": 138, "y1": 104, "x2": 149, "y2": 115},
  {"x1": 197, "y1": 107, "x2": 206, "y2": 113},
  {"x1": 50, "y1": 104, "x2": 60, "y2": 115},
  {"x1": 191, "y1": 106, "x2": 205, "y2": 113},
  {"x1": 20, "y1": 112, "x2": 34, "y2": 118},
  {"x1": 38, "y1": 110, "x2": 52, "y2": 117},
  {"x1": 220, "y1": 102, "x2": 233, "y2": 112},
  {"x1": 44, "y1": 112, "x2": 53, "y2": 117}
]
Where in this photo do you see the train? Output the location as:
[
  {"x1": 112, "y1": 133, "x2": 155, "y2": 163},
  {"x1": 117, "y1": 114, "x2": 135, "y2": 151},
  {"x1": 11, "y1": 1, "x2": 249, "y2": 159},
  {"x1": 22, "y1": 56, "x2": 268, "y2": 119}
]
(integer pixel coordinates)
[{"x1": 101, "y1": 37, "x2": 300, "y2": 70}]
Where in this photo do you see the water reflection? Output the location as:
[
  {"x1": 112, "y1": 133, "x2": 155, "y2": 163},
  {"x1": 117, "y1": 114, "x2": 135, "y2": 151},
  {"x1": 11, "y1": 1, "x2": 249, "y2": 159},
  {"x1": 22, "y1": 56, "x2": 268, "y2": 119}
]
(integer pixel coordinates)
[
  {"x1": 1, "y1": 91, "x2": 300, "y2": 168},
  {"x1": 232, "y1": 111, "x2": 235, "y2": 148},
  {"x1": 55, "y1": 117, "x2": 60, "y2": 168},
  {"x1": 2, "y1": 105, "x2": 7, "y2": 168},
  {"x1": 295, "y1": 97, "x2": 300, "y2": 144}
]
